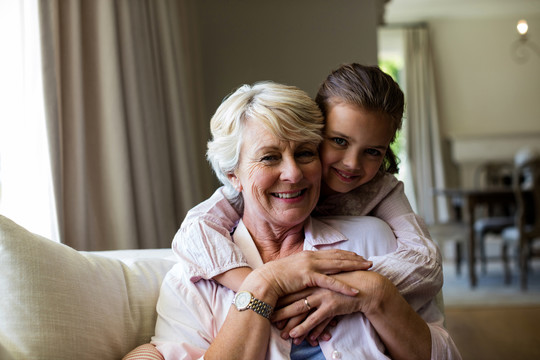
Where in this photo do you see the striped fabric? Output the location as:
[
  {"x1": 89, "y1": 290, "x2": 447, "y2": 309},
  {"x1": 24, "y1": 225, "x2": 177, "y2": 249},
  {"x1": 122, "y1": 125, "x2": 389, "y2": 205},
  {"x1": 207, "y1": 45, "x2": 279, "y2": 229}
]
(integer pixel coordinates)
[{"x1": 123, "y1": 344, "x2": 165, "y2": 360}]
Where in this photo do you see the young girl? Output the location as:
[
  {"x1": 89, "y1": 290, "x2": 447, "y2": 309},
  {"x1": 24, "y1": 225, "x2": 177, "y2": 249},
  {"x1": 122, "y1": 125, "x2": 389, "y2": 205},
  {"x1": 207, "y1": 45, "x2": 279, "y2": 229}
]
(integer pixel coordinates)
[{"x1": 174, "y1": 63, "x2": 442, "y2": 342}]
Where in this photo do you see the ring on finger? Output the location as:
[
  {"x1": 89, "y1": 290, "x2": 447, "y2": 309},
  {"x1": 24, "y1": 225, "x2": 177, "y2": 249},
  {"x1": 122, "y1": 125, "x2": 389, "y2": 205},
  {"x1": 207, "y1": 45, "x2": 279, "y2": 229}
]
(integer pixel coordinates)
[{"x1": 304, "y1": 297, "x2": 311, "y2": 311}]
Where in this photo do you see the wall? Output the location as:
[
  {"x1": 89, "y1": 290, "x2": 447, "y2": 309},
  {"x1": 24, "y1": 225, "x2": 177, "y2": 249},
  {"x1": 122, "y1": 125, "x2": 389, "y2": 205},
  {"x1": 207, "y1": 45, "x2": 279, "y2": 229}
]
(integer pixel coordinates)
[
  {"x1": 429, "y1": 15, "x2": 540, "y2": 185},
  {"x1": 430, "y1": 15, "x2": 540, "y2": 137},
  {"x1": 191, "y1": 0, "x2": 381, "y2": 124}
]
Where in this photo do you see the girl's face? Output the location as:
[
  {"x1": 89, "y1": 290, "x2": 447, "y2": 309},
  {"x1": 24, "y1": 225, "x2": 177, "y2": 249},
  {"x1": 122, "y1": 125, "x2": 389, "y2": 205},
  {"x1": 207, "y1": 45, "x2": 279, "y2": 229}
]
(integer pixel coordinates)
[{"x1": 320, "y1": 103, "x2": 394, "y2": 197}]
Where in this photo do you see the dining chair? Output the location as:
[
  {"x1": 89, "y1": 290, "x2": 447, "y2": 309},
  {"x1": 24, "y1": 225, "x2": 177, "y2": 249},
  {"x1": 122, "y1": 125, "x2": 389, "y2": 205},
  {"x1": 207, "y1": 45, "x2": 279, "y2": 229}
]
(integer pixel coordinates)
[
  {"x1": 473, "y1": 161, "x2": 515, "y2": 274},
  {"x1": 501, "y1": 155, "x2": 540, "y2": 290},
  {"x1": 428, "y1": 222, "x2": 467, "y2": 275},
  {"x1": 428, "y1": 198, "x2": 468, "y2": 276}
]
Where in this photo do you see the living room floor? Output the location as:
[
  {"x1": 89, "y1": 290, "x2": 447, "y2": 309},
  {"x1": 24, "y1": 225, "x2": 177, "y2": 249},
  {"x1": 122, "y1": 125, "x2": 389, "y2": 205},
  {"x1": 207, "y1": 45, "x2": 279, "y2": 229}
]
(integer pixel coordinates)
[
  {"x1": 441, "y1": 238, "x2": 540, "y2": 360},
  {"x1": 445, "y1": 305, "x2": 540, "y2": 360}
]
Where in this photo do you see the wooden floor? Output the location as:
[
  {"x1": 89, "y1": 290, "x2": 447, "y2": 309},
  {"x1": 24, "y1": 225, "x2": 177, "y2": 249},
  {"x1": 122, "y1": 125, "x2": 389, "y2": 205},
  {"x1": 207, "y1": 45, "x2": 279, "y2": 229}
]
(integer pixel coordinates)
[
  {"x1": 438, "y1": 240, "x2": 540, "y2": 359},
  {"x1": 445, "y1": 305, "x2": 540, "y2": 360}
]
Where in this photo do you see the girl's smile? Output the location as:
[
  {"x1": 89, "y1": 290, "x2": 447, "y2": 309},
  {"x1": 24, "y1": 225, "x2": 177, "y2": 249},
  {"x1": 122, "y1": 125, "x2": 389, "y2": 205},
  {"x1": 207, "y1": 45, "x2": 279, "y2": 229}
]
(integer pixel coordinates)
[{"x1": 320, "y1": 103, "x2": 394, "y2": 197}]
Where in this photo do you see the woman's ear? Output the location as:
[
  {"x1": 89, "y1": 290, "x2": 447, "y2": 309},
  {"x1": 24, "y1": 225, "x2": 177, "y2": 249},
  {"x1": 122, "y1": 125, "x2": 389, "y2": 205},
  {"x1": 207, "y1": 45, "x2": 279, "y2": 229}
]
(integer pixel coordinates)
[{"x1": 227, "y1": 173, "x2": 242, "y2": 192}]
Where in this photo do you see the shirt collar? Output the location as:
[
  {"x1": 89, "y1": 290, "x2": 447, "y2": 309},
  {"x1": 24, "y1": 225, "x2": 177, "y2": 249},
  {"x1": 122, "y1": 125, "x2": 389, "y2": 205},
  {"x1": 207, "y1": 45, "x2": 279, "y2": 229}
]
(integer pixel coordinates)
[
  {"x1": 303, "y1": 217, "x2": 349, "y2": 248},
  {"x1": 233, "y1": 217, "x2": 349, "y2": 269}
]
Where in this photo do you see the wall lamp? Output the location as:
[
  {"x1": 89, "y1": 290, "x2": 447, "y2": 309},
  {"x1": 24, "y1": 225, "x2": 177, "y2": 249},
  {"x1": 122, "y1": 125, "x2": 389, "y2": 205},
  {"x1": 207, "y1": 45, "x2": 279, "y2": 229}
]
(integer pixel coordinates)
[{"x1": 512, "y1": 19, "x2": 540, "y2": 63}]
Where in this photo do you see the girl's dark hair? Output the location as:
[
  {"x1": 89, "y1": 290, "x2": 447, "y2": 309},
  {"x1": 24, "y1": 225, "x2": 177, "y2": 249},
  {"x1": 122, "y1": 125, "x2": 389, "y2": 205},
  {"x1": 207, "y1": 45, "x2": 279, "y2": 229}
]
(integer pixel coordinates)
[{"x1": 315, "y1": 63, "x2": 404, "y2": 174}]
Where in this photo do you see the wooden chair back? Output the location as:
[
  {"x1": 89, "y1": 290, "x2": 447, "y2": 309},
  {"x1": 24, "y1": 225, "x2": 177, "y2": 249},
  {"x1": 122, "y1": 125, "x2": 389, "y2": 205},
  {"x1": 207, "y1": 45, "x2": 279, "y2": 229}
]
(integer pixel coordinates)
[
  {"x1": 474, "y1": 161, "x2": 514, "y2": 189},
  {"x1": 513, "y1": 157, "x2": 540, "y2": 239},
  {"x1": 511, "y1": 156, "x2": 540, "y2": 289}
]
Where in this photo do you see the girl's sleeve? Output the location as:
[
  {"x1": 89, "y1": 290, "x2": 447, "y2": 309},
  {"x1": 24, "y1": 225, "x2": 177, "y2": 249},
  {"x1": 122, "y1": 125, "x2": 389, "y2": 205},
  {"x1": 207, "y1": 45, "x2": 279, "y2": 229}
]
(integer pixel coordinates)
[
  {"x1": 368, "y1": 177, "x2": 444, "y2": 311},
  {"x1": 429, "y1": 323, "x2": 463, "y2": 360},
  {"x1": 420, "y1": 298, "x2": 463, "y2": 360},
  {"x1": 172, "y1": 187, "x2": 249, "y2": 282}
]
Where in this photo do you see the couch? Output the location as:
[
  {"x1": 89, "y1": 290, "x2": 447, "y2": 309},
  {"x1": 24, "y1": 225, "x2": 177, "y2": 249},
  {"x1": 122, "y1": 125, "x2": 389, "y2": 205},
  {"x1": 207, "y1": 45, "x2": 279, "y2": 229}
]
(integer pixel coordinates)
[{"x1": 0, "y1": 215, "x2": 175, "y2": 360}]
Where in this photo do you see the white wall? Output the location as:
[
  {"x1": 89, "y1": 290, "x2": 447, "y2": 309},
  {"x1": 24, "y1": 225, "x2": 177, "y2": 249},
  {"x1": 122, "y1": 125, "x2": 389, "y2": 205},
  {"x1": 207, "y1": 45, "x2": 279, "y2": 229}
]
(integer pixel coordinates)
[
  {"x1": 381, "y1": 13, "x2": 540, "y2": 186},
  {"x1": 430, "y1": 15, "x2": 540, "y2": 138},
  {"x1": 428, "y1": 15, "x2": 540, "y2": 186},
  {"x1": 191, "y1": 0, "x2": 381, "y2": 123}
]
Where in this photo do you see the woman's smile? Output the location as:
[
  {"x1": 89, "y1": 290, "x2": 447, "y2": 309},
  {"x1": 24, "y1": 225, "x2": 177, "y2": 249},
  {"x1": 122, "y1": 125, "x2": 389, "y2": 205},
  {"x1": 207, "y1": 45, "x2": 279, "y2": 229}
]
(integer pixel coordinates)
[{"x1": 271, "y1": 189, "x2": 307, "y2": 200}]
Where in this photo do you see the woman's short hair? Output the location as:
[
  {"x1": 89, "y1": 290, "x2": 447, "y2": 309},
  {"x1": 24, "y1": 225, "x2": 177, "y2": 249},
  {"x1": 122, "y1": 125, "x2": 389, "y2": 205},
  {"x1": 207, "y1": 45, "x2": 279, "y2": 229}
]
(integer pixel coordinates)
[
  {"x1": 315, "y1": 63, "x2": 404, "y2": 174},
  {"x1": 207, "y1": 81, "x2": 324, "y2": 204}
]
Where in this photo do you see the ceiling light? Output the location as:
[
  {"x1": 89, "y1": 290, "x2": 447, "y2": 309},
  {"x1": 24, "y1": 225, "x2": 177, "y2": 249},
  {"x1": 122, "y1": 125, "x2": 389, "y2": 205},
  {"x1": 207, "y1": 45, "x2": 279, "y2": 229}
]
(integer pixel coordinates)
[
  {"x1": 511, "y1": 19, "x2": 540, "y2": 63},
  {"x1": 517, "y1": 20, "x2": 528, "y2": 36}
]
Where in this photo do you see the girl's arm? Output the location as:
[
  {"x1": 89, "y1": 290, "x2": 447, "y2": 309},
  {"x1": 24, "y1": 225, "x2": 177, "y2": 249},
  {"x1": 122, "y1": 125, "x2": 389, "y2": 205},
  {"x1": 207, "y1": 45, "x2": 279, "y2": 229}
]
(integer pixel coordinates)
[
  {"x1": 172, "y1": 187, "x2": 250, "y2": 290},
  {"x1": 273, "y1": 271, "x2": 461, "y2": 360},
  {"x1": 337, "y1": 271, "x2": 460, "y2": 360},
  {"x1": 369, "y1": 176, "x2": 443, "y2": 310},
  {"x1": 336, "y1": 271, "x2": 431, "y2": 360},
  {"x1": 318, "y1": 173, "x2": 443, "y2": 310}
]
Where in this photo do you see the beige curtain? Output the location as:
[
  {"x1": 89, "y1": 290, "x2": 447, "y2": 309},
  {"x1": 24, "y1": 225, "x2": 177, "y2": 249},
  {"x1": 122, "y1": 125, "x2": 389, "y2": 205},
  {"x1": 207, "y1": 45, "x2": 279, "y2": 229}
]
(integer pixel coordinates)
[
  {"x1": 38, "y1": 0, "x2": 214, "y2": 250},
  {"x1": 403, "y1": 25, "x2": 450, "y2": 225}
]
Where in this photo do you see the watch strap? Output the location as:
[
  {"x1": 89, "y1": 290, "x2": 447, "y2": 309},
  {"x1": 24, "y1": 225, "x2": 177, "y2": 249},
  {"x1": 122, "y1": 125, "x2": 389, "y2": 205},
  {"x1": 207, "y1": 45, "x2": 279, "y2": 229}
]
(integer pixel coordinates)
[{"x1": 248, "y1": 296, "x2": 273, "y2": 319}]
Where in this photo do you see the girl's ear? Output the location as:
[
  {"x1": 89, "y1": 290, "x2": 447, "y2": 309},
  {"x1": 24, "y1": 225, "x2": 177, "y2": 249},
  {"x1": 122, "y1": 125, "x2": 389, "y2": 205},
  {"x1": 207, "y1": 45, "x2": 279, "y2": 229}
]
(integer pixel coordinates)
[{"x1": 227, "y1": 173, "x2": 242, "y2": 192}]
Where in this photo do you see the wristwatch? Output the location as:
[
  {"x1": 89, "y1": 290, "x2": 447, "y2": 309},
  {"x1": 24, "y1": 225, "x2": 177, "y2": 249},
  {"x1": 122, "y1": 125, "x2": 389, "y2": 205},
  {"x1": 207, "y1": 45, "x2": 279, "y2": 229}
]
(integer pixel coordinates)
[{"x1": 232, "y1": 291, "x2": 273, "y2": 319}]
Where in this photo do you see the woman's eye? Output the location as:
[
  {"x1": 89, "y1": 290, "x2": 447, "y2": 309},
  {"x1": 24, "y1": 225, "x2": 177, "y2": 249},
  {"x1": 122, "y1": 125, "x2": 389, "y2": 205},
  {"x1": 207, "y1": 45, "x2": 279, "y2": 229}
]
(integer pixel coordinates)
[
  {"x1": 295, "y1": 150, "x2": 317, "y2": 163},
  {"x1": 366, "y1": 148, "x2": 382, "y2": 157},
  {"x1": 260, "y1": 155, "x2": 279, "y2": 162},
  {"x1": 332, "y1": 137, "x2": 347, "y2": 146},
  {"x1": 296, "y1": 150, "x2": 317, "y2": 159}
]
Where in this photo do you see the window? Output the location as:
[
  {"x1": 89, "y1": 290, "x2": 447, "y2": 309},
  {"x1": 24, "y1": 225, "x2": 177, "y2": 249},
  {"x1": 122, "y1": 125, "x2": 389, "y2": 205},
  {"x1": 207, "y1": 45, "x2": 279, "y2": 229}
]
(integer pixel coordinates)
[
  {"x1": 378, "y1": 27, "x2": 417, "y2": 211},
  {"x1": 0, "y1": 0, "x2": 58, "y2": 241}
]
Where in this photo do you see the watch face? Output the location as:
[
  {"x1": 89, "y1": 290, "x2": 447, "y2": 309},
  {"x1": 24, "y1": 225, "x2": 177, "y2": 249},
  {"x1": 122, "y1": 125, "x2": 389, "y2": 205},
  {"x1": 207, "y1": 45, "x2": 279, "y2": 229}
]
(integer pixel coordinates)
[{"x1": 235, "y1": 291, "x2": 252, "y2": 310}]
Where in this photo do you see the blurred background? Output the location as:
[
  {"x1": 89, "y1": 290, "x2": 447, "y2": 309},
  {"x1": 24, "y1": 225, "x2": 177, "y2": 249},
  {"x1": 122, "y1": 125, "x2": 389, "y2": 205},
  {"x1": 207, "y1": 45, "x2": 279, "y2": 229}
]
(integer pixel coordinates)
[{"x1": 1, "y1": 1, "x2": 540, "y2": 357}]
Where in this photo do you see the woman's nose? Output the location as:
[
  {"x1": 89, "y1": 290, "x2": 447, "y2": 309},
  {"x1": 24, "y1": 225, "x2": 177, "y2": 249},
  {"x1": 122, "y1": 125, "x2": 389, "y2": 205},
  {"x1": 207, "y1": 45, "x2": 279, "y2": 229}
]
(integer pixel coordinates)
[{"x1": 280, "y1": 158, "x2": 303, "y2": 183}]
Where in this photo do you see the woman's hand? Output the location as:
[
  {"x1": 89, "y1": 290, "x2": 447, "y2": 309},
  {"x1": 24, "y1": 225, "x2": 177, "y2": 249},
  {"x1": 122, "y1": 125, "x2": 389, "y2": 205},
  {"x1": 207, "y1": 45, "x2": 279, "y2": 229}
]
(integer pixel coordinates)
[
  {"x1": 271, "y1": 270, "x2": 389, "y2": 344},
  {"x1": 251, "y1": 249, "x2": 372, "y2": 301},
  {"x1": 272, "y1": 287, "x2": 340, "y2": 346}
]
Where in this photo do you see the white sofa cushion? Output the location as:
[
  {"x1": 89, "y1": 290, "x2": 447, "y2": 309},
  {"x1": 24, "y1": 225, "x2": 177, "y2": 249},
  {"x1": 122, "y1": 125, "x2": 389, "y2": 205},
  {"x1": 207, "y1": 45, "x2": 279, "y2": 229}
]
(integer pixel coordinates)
[{"x1": 0, "y1": 215, "x2": 176, "y2": 360}]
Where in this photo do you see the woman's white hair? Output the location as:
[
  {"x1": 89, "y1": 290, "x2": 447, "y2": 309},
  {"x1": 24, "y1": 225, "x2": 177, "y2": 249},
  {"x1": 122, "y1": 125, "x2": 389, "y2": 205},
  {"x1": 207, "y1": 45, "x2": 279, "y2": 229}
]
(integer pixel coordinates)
[{"x1": 206, "y1": 81, "x2": 324, "y2": 206}]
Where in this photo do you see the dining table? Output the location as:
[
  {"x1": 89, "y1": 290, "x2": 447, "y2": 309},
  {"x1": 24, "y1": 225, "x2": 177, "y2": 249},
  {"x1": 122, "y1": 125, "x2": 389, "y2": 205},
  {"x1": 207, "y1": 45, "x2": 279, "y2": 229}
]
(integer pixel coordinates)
[{"x1": 434, "y1": 187, "x2": 517, "y2": 288}]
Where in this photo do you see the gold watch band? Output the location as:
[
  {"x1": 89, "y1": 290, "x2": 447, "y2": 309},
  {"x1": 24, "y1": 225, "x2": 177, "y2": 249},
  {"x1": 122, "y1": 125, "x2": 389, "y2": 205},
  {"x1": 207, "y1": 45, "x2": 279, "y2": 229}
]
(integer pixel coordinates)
[{"x1": 248, "y1": 297, "x2": 273, "y2": 319}]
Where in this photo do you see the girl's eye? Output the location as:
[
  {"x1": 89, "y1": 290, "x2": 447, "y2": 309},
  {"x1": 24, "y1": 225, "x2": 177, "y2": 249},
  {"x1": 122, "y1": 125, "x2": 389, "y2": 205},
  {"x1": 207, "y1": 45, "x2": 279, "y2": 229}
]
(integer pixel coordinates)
[
  {"x1": 366, "y1": 148, "x2": 383, "y2": 157},
  {"x1": 332, "y1": 137, "x2": 347, "y2": 146}
]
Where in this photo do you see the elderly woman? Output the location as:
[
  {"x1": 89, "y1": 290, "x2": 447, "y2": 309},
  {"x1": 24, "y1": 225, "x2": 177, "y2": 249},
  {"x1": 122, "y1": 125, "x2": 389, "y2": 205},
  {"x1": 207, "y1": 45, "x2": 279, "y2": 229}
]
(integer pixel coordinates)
[{"x1": 151, "y1": 82, "x2": 460, "y2": 359}]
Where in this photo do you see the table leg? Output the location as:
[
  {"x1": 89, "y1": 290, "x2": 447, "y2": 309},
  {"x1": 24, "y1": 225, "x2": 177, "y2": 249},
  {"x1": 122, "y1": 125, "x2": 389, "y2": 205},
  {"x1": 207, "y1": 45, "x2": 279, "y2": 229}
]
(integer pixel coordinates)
[{"x1": 467, "y1": 199, "x2": 477, "y2": 288}]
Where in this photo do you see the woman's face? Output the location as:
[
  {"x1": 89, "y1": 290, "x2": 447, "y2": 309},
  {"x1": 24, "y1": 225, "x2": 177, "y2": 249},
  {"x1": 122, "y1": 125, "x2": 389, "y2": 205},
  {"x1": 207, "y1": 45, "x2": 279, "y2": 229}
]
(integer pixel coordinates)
[
  {"x1": 320, "y1": 103, "x2": 394, "y2": 196},
  {"x1": 229, "y1": 118, "x2": 321, "y2": 229}
]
